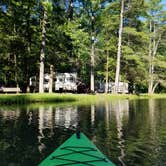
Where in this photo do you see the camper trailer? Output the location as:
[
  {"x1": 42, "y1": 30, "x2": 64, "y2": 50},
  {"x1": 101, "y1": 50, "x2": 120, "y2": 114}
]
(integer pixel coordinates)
[
  {"x1": 29, "y1": 73, "x2": 77, "y2": 92},
  {"x1": 55, "y1": 73, "x2": 77, "y2": 92},
  {"x1": 98, "y1": 81, "x2": 128, "y2": 94},
  {"x1": 29, "y1": 74, "x2": 51, "y2": 92}
]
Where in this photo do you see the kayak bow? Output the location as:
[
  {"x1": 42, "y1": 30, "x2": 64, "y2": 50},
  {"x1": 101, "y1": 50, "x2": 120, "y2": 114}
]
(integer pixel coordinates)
[{"x1": 38, "y1": 132, "x2": 115, "y2": 166}]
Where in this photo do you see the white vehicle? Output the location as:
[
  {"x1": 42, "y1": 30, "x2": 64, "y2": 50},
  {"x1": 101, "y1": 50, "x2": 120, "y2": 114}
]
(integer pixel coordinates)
[
  {"x1": 29, "y1": 74, "x2": 51, "y2": 92},
  {"x1": 29, "y1": 73, "x2": 77, "y2": 92},
  {"x1": 109, "y1": 82, "x2": 128, "y2": 93},
  {"x1": 55, "y1": 73, "x2": 77, "y2": 92},
  {"x1": 43, "y1": 74, "x2": 50, "y2": 91},
  {"x1": 29, "y1": 76, "x2": 38, "y2": 92},
  {"x1": 98, "y1": 81, "x2": 128, "y2": 93}
]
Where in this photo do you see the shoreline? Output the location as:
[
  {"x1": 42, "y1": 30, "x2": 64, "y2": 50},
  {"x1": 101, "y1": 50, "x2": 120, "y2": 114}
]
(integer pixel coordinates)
[{"x1": 0, "y1": 93, "x2": 166, "y2": 105}]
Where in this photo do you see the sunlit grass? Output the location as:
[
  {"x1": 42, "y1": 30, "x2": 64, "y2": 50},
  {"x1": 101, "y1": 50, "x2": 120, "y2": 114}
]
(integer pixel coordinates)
[{"x1": 0, "y1": 93, "x2": 166, "y2": 105}]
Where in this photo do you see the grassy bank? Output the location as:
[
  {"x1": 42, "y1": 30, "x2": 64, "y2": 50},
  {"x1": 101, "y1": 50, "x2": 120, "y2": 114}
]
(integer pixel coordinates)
[
  {"x1": 0, "y1": 93, "x2": 77, "y2": 105},
  {"x1": 0, "y1": 93, "x2": 166, "y2": 105}
]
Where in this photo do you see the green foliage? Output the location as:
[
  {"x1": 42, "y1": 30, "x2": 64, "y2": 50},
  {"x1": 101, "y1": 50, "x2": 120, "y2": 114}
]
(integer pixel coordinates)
[
  {"x1": 42, "y1": 1, "x2": 53, "y2": 12},
  {"x1": 0, "y1": 0, "x2": 165, "y2": 93}
]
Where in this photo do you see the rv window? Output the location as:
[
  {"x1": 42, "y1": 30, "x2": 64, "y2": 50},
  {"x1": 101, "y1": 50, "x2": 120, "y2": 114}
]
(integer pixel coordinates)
[
  {"x1": 44, "y1": 79, "x2": 49, "y2": 83},
  {"x1": 31, "y1": 77, "x2": 36, "y2": 81},
  {"x1": 59, "y1": 78, "x2": 64, "y2": 82},
  {"x1": 31, "y1": 78, "x2": 36, "y2": 81},
  {"x1": 69, "y1": 77, "x2": 74, "y2": 82},
  {"x1": 66, "y1": 77, "x2": 71, "y2": 82}
]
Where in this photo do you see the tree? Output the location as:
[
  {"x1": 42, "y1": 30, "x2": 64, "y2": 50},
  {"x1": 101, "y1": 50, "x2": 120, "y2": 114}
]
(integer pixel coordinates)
[
  {"x1": 146, "y1": 0, "x2": 166, "y2": 94},
  {"x1": 97, "y1": 1, "x2": 120, "y2": 93},
  {"x1": 0, "y1": 0, "x2": 166, "y2": 94},
  {"x1": 39, "y1": 0, "x2": 52, "y2": 93},
  {"x1": 0, "y1": 0, "x2": 39, "y2": 91},
  {"x1": 114, "y1": 0, "x2": 124, "y2": 94}
]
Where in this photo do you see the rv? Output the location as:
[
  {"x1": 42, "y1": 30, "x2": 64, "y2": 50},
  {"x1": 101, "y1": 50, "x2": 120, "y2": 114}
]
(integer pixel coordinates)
[
  {"x1": 29, "y1": 74, "x2": 51, "y2": 92},
  {"x1": 55, "y1": 73, "x2": 77, "y2": 92},
  {"x1": 29, "y1": 73, "x2": 77, "y2": 92},
  {"x1": 98, "y1": 81, "x2": 128, "y2": 94}
]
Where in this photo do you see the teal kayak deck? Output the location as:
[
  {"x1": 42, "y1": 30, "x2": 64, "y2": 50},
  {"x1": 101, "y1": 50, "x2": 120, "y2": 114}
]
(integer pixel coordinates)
[{"x1": 38, "y1": 132, "x2": 115, "y2": 166}]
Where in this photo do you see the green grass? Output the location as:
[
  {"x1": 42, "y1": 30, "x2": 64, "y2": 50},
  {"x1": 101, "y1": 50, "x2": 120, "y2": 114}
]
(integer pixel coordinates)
[{"x1": 0, "y1": 93, "x2": 166, "y2": 105}]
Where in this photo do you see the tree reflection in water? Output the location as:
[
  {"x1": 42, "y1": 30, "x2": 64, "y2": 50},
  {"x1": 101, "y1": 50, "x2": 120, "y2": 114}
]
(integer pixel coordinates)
[{"x1": 1, "y1": 99, "x2": 166, "y2": 165}]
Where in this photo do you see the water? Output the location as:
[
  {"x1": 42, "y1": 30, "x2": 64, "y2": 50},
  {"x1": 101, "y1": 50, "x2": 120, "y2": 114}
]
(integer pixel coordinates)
[{"x1": 0, "y1": 99, "x2": 166, "y2": 166}]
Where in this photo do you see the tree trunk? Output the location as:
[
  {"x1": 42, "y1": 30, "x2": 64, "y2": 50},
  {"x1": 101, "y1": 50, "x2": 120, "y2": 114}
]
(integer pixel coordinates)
[
  {"x1": 152, "y1": 81, "x2": 159, "y2": 94},
  {"x1": 13, "y1": 24, "x2": 19, "y2": 88},
  {"x1": 148, "y1": 20, "x2": 161, "y2": 94},
  {"x1": 26, "y1": 44, "x2": 31, "y2": 93},
  {"x1": 105, "y1": 50, "x2": 109, "y2": 93},
  {"x1": 49, "y1": 65, "x2": 54, "y2": 93},
  {"x1": 148, "y1": 20, "x2": 153, "y2": 94},
  {"x1": 39, "y1": 9, "x2": 47, "y2": 93},
  {"x1": 90, "y1": 5, "x2": 95, "y2": 93},
  {"x1": 90, "y1": 41, "x2": 95, "y2": 92},
  {"x1": 114, "y1": 0, "x2": 124, "y2": 94},
  {"x1": 68, "y1": 0, "x2": 73, "y2": 19}
]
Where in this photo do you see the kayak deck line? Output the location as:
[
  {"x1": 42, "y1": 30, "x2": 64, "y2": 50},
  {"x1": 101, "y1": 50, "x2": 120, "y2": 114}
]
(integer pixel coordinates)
[
  {"x1": 51, "y1": 147, "x2": 100, "y2": 159},
  {"x1": 50, "y1": 146, "x2": 108, "y2": 165},
  {"x1": 38, "y1": 132, "x2": 115, "y2": 166}
]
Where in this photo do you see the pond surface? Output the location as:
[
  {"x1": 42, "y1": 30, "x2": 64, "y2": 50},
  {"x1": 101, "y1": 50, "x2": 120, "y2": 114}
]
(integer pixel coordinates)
[{"x1": 1, "y1": 99, "x2": 166, "y2": 166}]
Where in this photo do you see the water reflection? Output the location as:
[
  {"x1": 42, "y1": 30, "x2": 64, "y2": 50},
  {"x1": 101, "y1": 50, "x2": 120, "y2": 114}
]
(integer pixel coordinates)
[
  {"x1": 148, "y1": 99, "x2": 157, "y2": 137},
  {"x1": 37, "y1": 106, "x2": 78, "y2": 130},
  {"x1": 37, "y1": 105, "x2": 78, "y2": 152},
  {"x1": 1, "y1": 99, "x2": 166, "y2": 166},
  {"x1": 112, "y1": 100, "x2": 129, "y2": 166},
  {"x1": 0, "y1": 101, "x2": 129, "y2": 166},
  {"x1": 102, "y1": 100, "x2": 129, "y2": 166},
  {"x1": 91, "y1": 105, "x2": 95, "y2": 126},
  {"x1": 0, "y1": 106, "x2": 20, "y2": 120}
]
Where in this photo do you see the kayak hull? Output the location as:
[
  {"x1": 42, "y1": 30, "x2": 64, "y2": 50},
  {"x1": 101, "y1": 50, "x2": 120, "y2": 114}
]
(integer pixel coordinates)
[{"x1": 39, "y1": 132, "x2": 115, "y2": 166}]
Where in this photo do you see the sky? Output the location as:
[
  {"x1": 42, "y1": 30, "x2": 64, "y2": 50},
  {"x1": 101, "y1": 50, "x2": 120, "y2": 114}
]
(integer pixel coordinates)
[
  {"x1": 162, "y1": 0, "x2": 166, "y2": 10},
  {"x1": 162, "y1": 0, "x2": 166, "y2": 6},
  {"x1": 0, "y1": 1, "x2": 166, "y2": 12}
]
